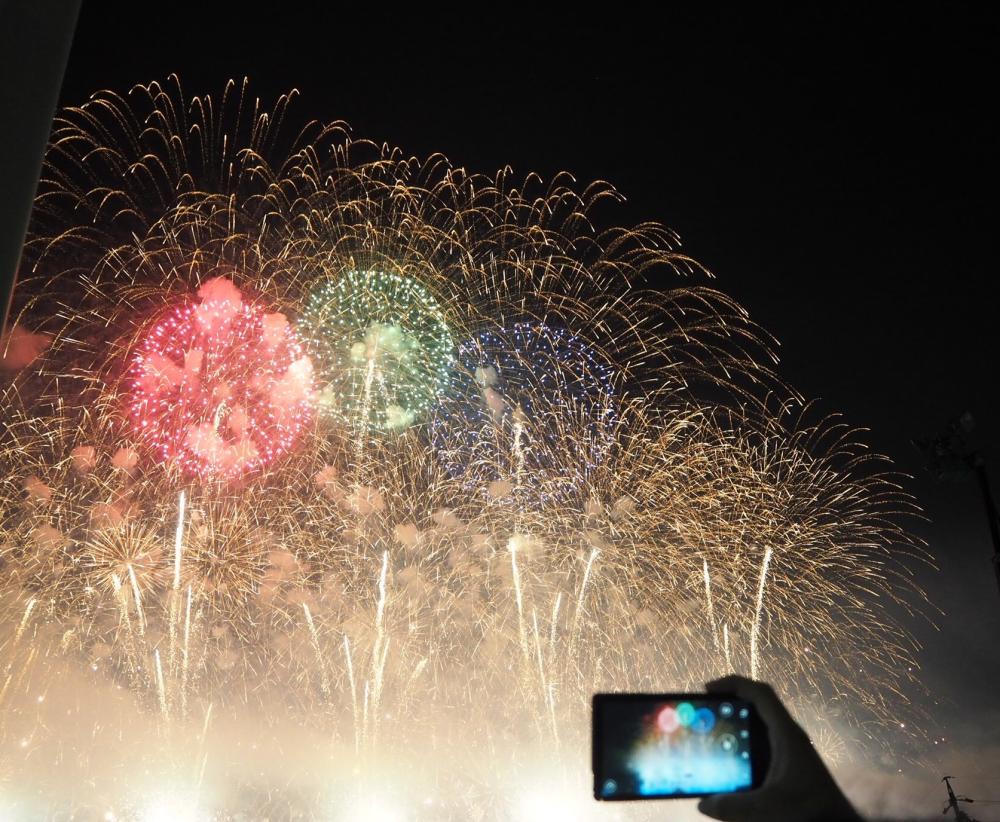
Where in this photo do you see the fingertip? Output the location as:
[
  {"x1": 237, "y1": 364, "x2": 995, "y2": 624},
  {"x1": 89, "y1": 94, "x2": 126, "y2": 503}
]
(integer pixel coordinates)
[
  {"x1": 697, "y1": 794, "x2": 742, "y2": 821},
  {"x1": 705, "y1": 675, "x2": 776, "y2": 705},
  {"x1": 705, "y1": 674, "x2": 747, "y2": 694},
  {"x1": 704, "y1": 676, "x2": 795, "y2": 737}
]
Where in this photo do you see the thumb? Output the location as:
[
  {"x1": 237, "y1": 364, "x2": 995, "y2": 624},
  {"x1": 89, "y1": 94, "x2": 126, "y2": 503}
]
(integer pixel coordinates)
[{"x1": 698, "y1": 792, "x2": 755, "y2": 821}]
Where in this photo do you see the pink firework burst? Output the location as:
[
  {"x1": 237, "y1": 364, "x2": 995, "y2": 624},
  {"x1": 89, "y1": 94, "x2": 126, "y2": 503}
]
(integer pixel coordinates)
[{"x1": 129, "y1": 278, "x2": 314, "y2": 480}]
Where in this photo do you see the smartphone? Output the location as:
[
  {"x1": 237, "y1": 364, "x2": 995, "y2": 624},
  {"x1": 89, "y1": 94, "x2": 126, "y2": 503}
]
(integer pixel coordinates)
[{"x1": 592, "y1": 693, "x2": 769, "y2": 800}]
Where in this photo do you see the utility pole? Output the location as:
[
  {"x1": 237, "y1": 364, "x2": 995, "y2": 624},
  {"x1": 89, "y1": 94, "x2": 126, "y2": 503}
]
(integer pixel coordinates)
[
  {"x1": 973, "y1": 459, "x2": 1000, "y2": 598},
  {"x1": 942, "y1": 776, "x2": 978, "y2": 822},
  {"x1": 914, "y1": 413, "x2": 1000, "y2": 600}
]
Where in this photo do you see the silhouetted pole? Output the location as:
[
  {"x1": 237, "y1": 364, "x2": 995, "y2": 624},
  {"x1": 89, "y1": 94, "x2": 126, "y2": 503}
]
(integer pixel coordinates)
[
  {"x1": 972, "y1": 461, "x2": 1000, "y2": 598},
  {"x1": 914, "y1": 414, "x2": 1000, "y2": 602},
  {"x1": 0, "y1": 0, "x2": 81, "y2": 337},
  {"x1": 942, "y1": 776, "x2": 977, "y2": 822}
]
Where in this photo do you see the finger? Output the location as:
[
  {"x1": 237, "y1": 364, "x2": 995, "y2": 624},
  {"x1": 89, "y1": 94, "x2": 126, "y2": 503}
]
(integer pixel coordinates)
[
  {"x1": 698, "y1": 792, "x2": 758, "y2": 822},
  {"x1": 705, "y1": 674, "x2": 753, "y2": 695},
  {"x1": 705, "y1": 675, "x2": 796, "y2": 733}
]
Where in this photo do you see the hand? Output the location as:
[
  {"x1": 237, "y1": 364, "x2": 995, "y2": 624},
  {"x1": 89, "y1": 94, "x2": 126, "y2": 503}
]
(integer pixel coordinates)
[{"x1": 697, "y1": 675, "x2": 862, "y2": 822}]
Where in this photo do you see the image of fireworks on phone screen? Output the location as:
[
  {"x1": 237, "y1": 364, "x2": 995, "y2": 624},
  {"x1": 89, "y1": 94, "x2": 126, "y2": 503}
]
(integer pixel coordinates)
[
  {"x1": 593, "y1": 695, "x2": 763, "y2": 800},
  {"x1": 0, "y1": 79, "x2": 929, "y2": 819}
]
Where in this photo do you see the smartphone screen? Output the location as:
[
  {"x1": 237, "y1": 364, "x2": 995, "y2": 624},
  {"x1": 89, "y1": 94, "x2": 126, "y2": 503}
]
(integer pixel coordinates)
[{"x1": 592, "y1": 693, "x2": 768, "y2": 800}]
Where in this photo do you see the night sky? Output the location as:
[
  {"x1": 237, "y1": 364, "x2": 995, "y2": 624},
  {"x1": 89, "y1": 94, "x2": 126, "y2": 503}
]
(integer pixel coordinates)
[{"x1": 54, "y1": 3, "x2": 999, "y2": 815}]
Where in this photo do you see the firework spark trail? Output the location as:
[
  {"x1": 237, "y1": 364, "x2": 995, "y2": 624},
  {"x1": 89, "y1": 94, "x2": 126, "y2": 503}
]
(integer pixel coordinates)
[
  {"x1": 303, "y1": 603, "x2": 331, "y2": 699},
  {"x1": 0, "y1": 647, "x2": 39, "y2": 718},
  {"x1": 195, "y1": 702, "x2": 214, "y2": 800},
  {"x1": 12, "y1": 598, "x2": 36, "y2": 648},
  {"x1": 361, "y1": 681, "x2": 369, "y2": 752},
  {"x1": 509, "y1": 536, "x2": 528, "y2": 657},
  {"x1": 549, "y1": 592, "x2": 563, "y2": 654},
  {"x1": 343, "y1": 634, "x2": 360, "y2": 754},
  {"x1": 530, "y1": 608, "x2": 559, "y2": 744},
  {"x1": 750, "y1": 546, "x2": 774, "y2": 680},
  {"x1": 0, "y1": 599, "x2": 37, "y2": 710},
  {"x1": 0, "y1": 78, "x2": 934, "y2": 816},
  {"x1": 572, "y1": 547, "x2": 600, "y2": 648},
  {"x1": 0, "y1": 673, "x2": 13, "y2": 712},
  {"x1": 367, "y1": 550, "x2": 390, "y2": 747},
  {"x1": 109, "y1": 572, "x2": 146, "y2": 693},
  {"x1": 154, "y1": 648, "x2": 168, "y2": 722},
  {"x1": 182, "y1": 585, "x2": 192, "y2": 718},
  {"x1": 173, "y1": 491, "x2": 187, "y2": 591},
  {"x1": 353, "y1": 353, "x2": 378, "y2": 474},
  {"x1": 127, "y1": 565, "x2": 147, "y2": 637},
  {"x1": 168, "y1": 490, "x2": 186, "y2": 699},
  {"x1": 510, "y1": 413, "x2": 532, "y2": 657},
  {"x1": 703, "y1": 557, "x2": 719, "y2": 652},
  {"x1": 513, "y1": 416, "x2": 526, "y2": 496}
]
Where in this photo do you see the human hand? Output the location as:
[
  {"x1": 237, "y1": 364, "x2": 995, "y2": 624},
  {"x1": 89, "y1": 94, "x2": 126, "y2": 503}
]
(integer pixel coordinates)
[{"x1": 697, "y1": 675, "x2": 861, "y2": 822}]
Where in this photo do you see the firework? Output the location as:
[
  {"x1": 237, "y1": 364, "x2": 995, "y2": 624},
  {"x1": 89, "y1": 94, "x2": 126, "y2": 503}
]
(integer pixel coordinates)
[
  {"x1": 0, "y1": 78, "x2": 929, "y2": 819},
  {"x1": 129, "y1": 277, "x2": 314, "y2": 480},
  {"x1": 299, "y1": 270, "x2": 454, "y2": 432},
  {"x1": 430, "y1": 322, "x2": 617, "y2": 503}
]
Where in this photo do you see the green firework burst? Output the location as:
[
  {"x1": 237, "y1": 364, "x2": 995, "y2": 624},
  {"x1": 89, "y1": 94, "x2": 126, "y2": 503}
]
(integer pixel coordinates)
[{"x1": 298, "y1": 270, "x2": 455, "y2": 431}]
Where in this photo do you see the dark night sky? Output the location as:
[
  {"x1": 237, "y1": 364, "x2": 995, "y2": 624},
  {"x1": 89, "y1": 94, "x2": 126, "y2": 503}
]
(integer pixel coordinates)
[{"x1": 54, "y1": 2, "x2": 999, "y2": 812}]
